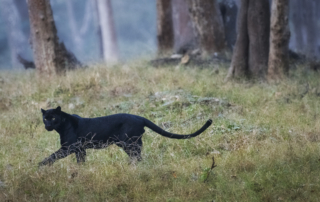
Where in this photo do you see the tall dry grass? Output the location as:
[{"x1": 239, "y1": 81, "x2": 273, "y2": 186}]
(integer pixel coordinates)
[{"x1": 0, "y1": 62, "x2": 319, "y2": 201}]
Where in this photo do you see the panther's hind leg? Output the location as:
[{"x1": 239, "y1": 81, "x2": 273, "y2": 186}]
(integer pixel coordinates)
[
  {"x1": 123, "y1": 137, "x2": 143, "y2": 162},
  {"x1": 116, "y1": 123, "x2": 145, "y2": 162}
]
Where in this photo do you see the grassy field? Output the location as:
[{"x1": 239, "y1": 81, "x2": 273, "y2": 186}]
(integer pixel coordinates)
[{"x1": 0, "y1": 62, "x2": 320, "y2": 201}]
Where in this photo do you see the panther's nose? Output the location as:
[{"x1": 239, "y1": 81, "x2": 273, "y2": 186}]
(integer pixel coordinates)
[{"x1": 45, "y1": 126, "x2": 54, "y2": 131}]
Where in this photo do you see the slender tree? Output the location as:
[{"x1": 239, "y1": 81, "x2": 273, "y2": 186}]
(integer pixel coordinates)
[
  {"x1": 95, "y1": 0, "x2": 119, "y2": 64},
  {"x1": 290, "y1": 0, "x2": 304, "y2": 53},
  {"x1": 290, "y1": 0, "x2": 319, "y2": 59},
  {"x1": 27, "y1": 0, "x2": 81, "y2": 75},
  {"x1": 304, "y1": 0, "x2": 317, "y2": 59},
  {"x1": 65, "y1": 0, "x2": 92, "y2": 56},
  {"x1": 226, "y1": 0, "x2": 270, "y2": 80},
  {"x1": 226, "y1": 0, "x2": 249, "y2": 79},
  {"x1": 91, "y1": 0, "x2": 103, "y2": 59},
  {"x1": 219, "y1": 0, "x2": 238, "y2": 50},
  {"x1": 268, "y1": 0, "x2": 290, "y2": 81},
  {"x1": 187, "y1": 0, "x2": 225, "y2": 57},
  {"x1": 157, "y1": 0, "x2": 174, "y2": 56}
]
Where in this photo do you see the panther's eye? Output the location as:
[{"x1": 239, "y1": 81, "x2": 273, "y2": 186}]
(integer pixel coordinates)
[
  {"x1": 52, "y1": 118, "x2": 55, "y2": 121},
  {"x1": 44, "y1": 118, "x2": 47, "y2": 121}
]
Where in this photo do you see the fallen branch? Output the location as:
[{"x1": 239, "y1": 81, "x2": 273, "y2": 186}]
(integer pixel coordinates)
[
  {"x1": 204, "y1": 156, "x2": 217, "y2": 182},
  {"x1": 150, "y1": 54, "x2": 230, "y2": 68}
]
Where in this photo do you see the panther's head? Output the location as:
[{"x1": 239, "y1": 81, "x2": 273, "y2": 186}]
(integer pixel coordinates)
[{"x1": 41, "y1": 106, "x2": 63, "y2": 131}]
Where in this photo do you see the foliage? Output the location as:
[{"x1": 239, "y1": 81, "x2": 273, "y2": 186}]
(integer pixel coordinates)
[{"x1": 0, "y1": 62, "x2": 320, "y2": 201}]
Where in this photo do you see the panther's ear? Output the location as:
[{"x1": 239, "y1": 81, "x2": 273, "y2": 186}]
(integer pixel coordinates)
[
  {"x1": 41, "y1": 108, "x2": 46, "y2": 114},
  {"x1": 56, "y1": 106, "x2": 61, "y2": 112}
]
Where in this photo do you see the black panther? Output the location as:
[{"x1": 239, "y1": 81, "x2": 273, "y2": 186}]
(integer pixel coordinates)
[{"x1": 39, "y1": 106, "x2": 212, "y2": 166}]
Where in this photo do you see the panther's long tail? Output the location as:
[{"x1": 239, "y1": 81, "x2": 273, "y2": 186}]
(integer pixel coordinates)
[{"x1": 143, "y1": 118, "x2": 212, "y2": 139}]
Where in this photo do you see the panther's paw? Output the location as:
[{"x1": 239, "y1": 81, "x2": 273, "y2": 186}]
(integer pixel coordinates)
[
  {"x1": 38, "y1": 161, "x2": 47, "y2": 168},
  {"x1": 38, "y1": 158, "x2": 53, "y2": 167}
]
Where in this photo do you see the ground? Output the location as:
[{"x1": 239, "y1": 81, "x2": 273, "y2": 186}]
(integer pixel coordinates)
[{"x1": 0, "y1": 61, "x2": 319, "y2": 201}]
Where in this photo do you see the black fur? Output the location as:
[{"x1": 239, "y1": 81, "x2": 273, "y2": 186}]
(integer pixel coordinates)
[{"x1": 39, "y1": 106, "x2": 212, "y2": 166}]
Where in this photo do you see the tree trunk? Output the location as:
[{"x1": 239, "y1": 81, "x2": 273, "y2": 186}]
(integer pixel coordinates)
[
  {"x1": 290, "y1": 0, "x2": 304, "y2": 53},
  {"x1": 65, "y1": 0, "x2": 92, "y2": 59},
  {"x1": 92, "y1": 0, "x2": 104, "y2": 59},
  {"x1": 317, "y1": 1, "x2": 320, "y2": 58},
  {"x1": 304, "y1": 0, "x2": 317, "y2": 59},
  {"x1": 226, "y1": 0, "x2": 270, "y2": 80},
  {"x1": 171, "y1": 0, "x2": 195, "y2": 53},
  {"x1": 290, "y1": 0, "x2": 319, "y2": 59},
  {"x1": 95, "y1": 0, "x2": 119, "y2": 64},
  {"x1": 219, "y1": 0, "x2": 238, "y2": 50},
  {"x1": 27, "y1": 0, "x2": 81, "y2": 75},
  {"x1": 157, "y1": 0, "x2": 174, "y2": 56},
  {"x1": 247, "y1": 0, "x2": 270, "y2": 78},
  {"x1": 66, "y1": 0, "x2": 82, "y2": 54},
  {"x1": 314, "y1": 1, "x2": 320, "y2": 60},
  {"x1": 0, "y1": 0, "x2": 29, "y2": 69},
  {"x1": 268, "y1": 0, "x2": 290, "y2": 81},
  {"x1": 226, "y1": 0, "x2": 249, "y2": 79},
  {"x1": 187, "y1": 0, "x2": 225, "y2": 57}
]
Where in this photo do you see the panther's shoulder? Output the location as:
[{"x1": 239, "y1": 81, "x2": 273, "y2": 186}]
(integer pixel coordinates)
[{"x1": 72, "y1": 114, "x2": 81, "y2": 118}]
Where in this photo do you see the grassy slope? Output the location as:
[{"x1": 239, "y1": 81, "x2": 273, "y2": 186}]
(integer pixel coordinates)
[{"x1": 0, "y1": 62, "x2": 319, "y2": 201}]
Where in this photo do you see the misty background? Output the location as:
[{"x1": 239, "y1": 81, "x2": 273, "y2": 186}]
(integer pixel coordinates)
[
  {"x1": 0, "y1": 0, "x2": 157, "y2": 69},
  {"x1": 0, "y1": 0, "x2": 319, "y2": 70}
]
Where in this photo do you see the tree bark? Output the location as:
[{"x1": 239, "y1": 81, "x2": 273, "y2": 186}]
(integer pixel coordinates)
[
  {"x1": 27, "y1": 0, "x2": 81, "y2": 75},
  {"x1": 95, "y1": 0, "x2": 119, "y2": 64},
  {"x1": 268, "y1": 0, "x2": 290, "y2": 81},
  {"x1": 171, "y1": 0, "x2": 195, "y2": 53},
  {"x1": 187, "y1": 0, "x2": 226, "y2": 57},
  {"x1": 226, "y1": 0, "x2": 249, "y2": 79},
  {"x1": 226, "y1": 0, "x2": 270, "y2": 80},
  {"x1": 247, "y1": 0, "x2": 270, "y2": 78},
  {"x1": 157, "y1": 0, "x2": 174, "y2": 56}
]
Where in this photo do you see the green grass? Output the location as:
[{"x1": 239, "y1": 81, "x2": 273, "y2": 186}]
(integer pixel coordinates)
[{"x1": 0, "y1": 62, "x2": 320, "y2": 201}]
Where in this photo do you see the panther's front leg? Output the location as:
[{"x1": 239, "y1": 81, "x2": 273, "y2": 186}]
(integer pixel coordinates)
[{"x1": 38, "y1": 147, "x2": 72, "y2": 167}]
